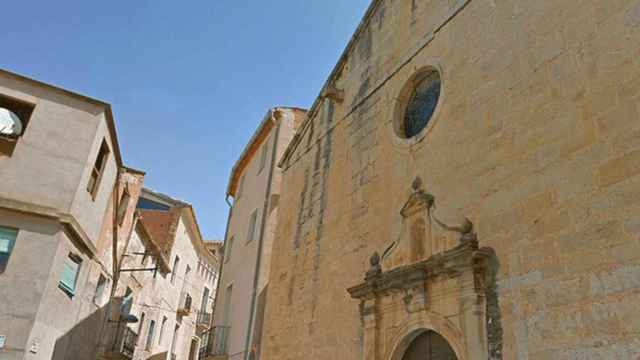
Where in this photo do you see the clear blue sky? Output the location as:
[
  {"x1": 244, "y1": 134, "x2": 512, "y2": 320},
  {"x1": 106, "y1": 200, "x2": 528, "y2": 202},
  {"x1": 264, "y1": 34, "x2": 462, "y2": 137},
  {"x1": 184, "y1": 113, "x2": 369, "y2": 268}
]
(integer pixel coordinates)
[{"x1": 1, "y1": 0, "x2": 371, "y2": 239}]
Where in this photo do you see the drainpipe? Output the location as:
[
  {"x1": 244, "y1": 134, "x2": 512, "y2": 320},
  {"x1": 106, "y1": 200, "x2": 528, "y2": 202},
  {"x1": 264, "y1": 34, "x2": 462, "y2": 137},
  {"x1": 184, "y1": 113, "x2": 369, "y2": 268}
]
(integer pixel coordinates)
[
  {"x1": 243, "y1": 109, "x2": 281, "y2": 360},
  {"x1": 210, "y1": 195, "x2": 233, "y2": 334}
]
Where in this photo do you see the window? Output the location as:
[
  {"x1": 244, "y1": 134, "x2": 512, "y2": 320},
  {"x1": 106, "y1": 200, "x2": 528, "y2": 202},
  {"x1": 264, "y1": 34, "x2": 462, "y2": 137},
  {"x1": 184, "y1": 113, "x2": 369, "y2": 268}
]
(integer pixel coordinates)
[
  {"x1": 224, "y1": 236, "x2": 234, "y2": 263},
  {"x1": 400, "y1": 69, "x2": 442, "y2": 139},
  {"x1": 170, "y1": 325, "x2": 180, "y2": 355},
  {"x1": 122, "y1": 287, "x2": 133, "y2": 315},
  {"x1": 171, "y1": 257, "x2": 180, "y2": 284},
  {"x1": 87, "y1": 140, "x2": 110, "y2": 199},
  {"x1": 138, "y1": 312, "x2": 146, "y2": 338},
  {"x1": 247, "y1": 210, "x2": 258, "y2": 243},
  {"x1": 237, "y1": 174, "x2": 245, "y2": 199},
  {"x1": 152, "y1": 259, "x2": 158, "y2": 285},
  {"x1": 145, "y1": 320, "x2": 156, "y2": 350},
  {"x1": 116, "y1": 187, "x2": 131, "y2": 225},
  {"x1": 201, "y1": 287, "x2": 210, "y2": 312},
  {"x1": 0, "y1": 94, "x2": 34, "y2": 156},
  {"x1": 59, "y1": 253, "x2": 82, "y2": 296},
  {"x1": 94, "y1": 274, "x2": 107, "y2": 304},
  {"x1": 0, "y1": 226, "x2": 18, "y2": 274},
  {"x1": 258, "y1": 138, "x2": 269, "y2": 173},
  {"x1": 159, "y1": 316, "x2": 168, "y2": 344},
  {"x1": 223, "y1": 285, "x2": 233, "y2": 326}
]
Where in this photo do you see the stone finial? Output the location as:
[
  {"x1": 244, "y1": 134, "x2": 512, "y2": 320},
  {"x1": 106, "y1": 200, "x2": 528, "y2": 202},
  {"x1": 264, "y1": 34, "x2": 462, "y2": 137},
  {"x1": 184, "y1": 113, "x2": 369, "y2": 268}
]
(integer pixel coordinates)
[
  {"x1": 370, "y1": 251, "x2": 381, "y2": 267},
  {"x1": 412, "y1": 177, "x2": 423, "y2": 192},
  {"x1": 365, "y1": 251, "x2": 382, "y2": 280}
]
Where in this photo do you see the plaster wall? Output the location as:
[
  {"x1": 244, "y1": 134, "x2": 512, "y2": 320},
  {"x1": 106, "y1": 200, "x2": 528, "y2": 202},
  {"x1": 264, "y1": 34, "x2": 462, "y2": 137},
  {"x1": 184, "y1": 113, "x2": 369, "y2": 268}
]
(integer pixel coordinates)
[
  {"x1": 0, "y1": 73, "x2": 120, "y2": 249},
  {"x1": 213, "y1": 108, "x2": 303, "y2": 360},
  {"x1": 119, "y1": 215, "x2": 217, "y2": 360},
  {"x1": 0, "y1": 210, "x2": 60, "y2": 360}
]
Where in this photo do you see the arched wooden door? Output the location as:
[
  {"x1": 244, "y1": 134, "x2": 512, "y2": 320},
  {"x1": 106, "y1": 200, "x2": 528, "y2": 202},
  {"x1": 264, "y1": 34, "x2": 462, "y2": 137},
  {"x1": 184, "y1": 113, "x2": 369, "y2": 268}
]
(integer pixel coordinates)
[{"x1": 402, "y1": 330, "x2": 458, "y2": 360}]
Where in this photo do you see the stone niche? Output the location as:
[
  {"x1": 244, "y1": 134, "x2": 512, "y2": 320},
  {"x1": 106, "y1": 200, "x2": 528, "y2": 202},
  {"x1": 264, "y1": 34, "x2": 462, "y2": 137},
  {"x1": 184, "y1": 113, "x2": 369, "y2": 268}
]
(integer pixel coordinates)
[{"x1": 347, "y1": 179, "x2": 497, "y2": 360}]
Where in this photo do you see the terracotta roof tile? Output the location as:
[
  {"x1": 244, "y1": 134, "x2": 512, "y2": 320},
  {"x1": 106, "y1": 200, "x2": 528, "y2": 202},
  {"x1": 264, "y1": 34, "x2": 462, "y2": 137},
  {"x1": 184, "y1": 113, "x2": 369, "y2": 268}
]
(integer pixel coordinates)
[{"x1": 138, "y1": 208, "x2": 182, "y2": 258}]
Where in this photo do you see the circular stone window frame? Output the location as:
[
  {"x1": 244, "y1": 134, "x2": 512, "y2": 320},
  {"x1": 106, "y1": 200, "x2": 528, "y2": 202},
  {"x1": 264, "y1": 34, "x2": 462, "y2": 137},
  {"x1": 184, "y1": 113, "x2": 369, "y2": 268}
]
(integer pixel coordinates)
[{"x1": 390, "y1": 63, "x2": 445, "y2": 149}]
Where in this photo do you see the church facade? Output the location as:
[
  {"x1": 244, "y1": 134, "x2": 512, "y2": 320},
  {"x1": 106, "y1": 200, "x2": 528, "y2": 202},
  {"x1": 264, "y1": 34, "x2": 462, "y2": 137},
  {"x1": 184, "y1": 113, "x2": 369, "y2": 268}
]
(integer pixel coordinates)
[{"x1": 260, "y1": 0, "x2": 640, "y2": 359}]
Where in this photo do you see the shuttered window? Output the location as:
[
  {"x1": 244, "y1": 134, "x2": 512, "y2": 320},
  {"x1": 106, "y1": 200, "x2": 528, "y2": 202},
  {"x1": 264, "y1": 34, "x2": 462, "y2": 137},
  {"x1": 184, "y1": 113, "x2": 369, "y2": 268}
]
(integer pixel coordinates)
[
  {"x1": 247, "y1": 210, "x2": 258, "y2": 243},
  {"x1": 258, "y1": 138, "x2": 269, "y2": 173},
  {"x1": 87, "y1": 140, "x2": 110, "y2": 199},
  {"x1": 94, "y1": 274, "x2": 107, "y2": 304},
  {"x1": 59, "y1": 254, "x2": 82, "y2": 295},
  {"x1": 146, "y1": 320, "x2": 156, "y2": 350},
  {"x1": 224, "y1": 236, "x2": 234, "y2": 263},
  {"x1": 0, "y1": 226, "x2": 18, "y2": 273}
]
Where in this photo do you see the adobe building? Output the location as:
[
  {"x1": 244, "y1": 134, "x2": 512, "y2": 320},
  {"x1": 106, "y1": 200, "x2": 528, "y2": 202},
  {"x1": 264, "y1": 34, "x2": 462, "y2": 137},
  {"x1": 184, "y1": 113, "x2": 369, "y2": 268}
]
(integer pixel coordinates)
[
  {"x1": 261, "y1": 0, "x2": 640, "y2": 359},
  {"x1": 209, "y1": 107, "x2": 306, "y2": 360}
]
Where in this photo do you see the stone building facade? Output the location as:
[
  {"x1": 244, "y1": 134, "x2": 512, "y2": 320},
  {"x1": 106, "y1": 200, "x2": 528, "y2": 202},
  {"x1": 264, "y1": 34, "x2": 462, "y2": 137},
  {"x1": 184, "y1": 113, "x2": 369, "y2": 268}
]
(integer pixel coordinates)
[
  {"x1": 210, "y1": 107, "x2": 306, "y2": 360},
  {"x1": 261, "y1": 0, "x2": 640, "y2": 359}
]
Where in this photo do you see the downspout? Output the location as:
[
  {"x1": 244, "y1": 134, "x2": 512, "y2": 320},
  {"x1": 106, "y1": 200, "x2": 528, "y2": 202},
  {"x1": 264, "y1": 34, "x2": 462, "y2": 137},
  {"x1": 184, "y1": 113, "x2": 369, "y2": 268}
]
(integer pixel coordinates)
[
  {"x1": 210, "y1": 195, "x2": 233, "y2": 328},
  {"x1": 244, "y1": 109, "x2": 281, "y2": 360}
]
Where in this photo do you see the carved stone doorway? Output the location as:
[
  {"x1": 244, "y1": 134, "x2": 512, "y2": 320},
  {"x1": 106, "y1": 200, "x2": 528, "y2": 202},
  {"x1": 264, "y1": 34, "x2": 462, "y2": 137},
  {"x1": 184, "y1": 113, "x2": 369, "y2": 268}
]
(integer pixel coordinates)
[{"x1": 402, "y1": 331, "x2": 458, "y2": 360}]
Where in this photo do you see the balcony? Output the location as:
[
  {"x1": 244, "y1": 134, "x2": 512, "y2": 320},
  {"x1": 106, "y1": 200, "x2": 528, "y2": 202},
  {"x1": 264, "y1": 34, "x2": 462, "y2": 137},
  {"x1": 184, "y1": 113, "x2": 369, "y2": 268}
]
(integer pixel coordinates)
[
  {"x1": 196, "y1": 311, "x2": 212, "y2": 330},
  {"x1": 199, "y1": 326, "x2": 231, "y2": 358},
  {"x1": 177, "y1": 292, "x2": 192, "y2": 316},
  {"x1": 104, "y1": 327, "x2": 138, "y2": 360}
]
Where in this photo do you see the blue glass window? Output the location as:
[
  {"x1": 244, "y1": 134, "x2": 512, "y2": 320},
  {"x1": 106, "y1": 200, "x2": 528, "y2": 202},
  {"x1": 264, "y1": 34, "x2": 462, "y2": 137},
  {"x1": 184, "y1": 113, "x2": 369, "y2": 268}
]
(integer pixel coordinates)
[
  {"x1": 0, "y1": 226, "x2": 18, "y2": 273},
  {"x1": 59, "y1": 254, "x2": 82, "y2": 295},
  {"x1": 404, "y1": 71, "x2": 441, "y2": 138}
]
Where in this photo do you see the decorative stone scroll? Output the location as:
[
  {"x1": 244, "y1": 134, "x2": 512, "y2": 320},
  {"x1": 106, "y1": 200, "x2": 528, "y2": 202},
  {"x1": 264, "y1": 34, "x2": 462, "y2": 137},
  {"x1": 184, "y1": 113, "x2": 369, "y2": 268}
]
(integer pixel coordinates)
[{"x1": 347, "y1": 178, "x2": 494, "y2": 360}]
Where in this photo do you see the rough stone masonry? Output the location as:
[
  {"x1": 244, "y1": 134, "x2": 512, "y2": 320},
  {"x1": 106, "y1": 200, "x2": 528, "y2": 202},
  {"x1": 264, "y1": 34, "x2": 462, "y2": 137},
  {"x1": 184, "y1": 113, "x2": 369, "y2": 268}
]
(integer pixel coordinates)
[{"x1": 261, "y1": 0, "x2": 640, "y2": 359}]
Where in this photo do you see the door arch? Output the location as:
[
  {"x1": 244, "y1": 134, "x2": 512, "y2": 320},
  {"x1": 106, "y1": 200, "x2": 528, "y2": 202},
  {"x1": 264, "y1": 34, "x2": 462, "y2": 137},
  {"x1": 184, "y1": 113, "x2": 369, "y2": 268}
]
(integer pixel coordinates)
[{"x1": 401, "y1": 330, "x2": 458, "y2": 360}]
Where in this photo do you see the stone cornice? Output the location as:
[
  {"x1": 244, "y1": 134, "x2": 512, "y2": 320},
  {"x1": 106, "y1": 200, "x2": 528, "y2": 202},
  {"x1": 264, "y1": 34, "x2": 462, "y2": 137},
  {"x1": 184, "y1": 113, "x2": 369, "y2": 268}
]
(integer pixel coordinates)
[
  {"x1": 348, "y1": 241, "x2": 491, "y2": 300},
  {"x1": 0, "y1": 196, "x2": 97, "y2": 257}
]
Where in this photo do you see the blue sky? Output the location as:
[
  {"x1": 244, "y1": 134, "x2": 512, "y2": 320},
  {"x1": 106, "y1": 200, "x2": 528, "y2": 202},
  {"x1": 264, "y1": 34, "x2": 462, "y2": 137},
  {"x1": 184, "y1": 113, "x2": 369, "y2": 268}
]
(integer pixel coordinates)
[{"x1": 1, "y1": 0, "x2": 371, "y2": 239}]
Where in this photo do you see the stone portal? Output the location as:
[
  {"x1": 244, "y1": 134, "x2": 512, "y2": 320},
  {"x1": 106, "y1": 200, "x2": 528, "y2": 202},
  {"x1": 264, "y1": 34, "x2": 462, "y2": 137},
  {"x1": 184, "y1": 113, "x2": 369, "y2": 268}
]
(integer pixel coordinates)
[{"x1": 402, "y1": 330, "x2": 457, "y2": 360}]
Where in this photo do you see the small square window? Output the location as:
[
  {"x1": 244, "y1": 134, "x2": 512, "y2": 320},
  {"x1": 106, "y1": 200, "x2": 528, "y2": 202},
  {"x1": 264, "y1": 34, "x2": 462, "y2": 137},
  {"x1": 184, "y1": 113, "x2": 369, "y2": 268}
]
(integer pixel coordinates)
[
  {"x1": 87, "y1": 140, "x2": 110, "y2": 200},
  {"x1": 258, "y1": 138, "x2": 269, "y2": 173},
  {"x1": 171, "y1": 256, "x2": 180, "y2": 284},
  {"x1": 224, "y1": 236, "x2": 234, "y2": 263},
  {"x1": 59, "y1": 253, "x2": 82, "y2": 296},
  {"x1": 247, "y1": 210, "x2": 258, "y2": 243},
  {"x1": 0, "y1": 94, "x2": 34, "y2": 157},
  {"x1": 94, "y1": 274, "x2": 107, "y2": 305},
  {"x1": 0, "y1": 226, "x2": 18, "y2": 274}
]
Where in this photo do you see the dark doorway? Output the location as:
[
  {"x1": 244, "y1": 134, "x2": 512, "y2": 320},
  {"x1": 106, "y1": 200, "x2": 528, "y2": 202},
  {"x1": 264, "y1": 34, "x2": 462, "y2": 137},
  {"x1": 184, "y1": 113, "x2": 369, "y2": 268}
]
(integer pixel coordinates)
[
  {"x1": 188, "y1": 338, "x2": 198, "y2": 360},
  {"x1": 402, "y1": 330, "x2": 457, "y2": 360}
]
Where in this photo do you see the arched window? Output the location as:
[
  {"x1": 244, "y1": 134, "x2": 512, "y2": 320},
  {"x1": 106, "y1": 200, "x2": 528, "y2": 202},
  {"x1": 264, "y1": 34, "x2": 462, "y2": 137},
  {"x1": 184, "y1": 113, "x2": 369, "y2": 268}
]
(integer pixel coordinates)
[{"x1": 402, "y1": 70, "x2": 441, "y2": 139}]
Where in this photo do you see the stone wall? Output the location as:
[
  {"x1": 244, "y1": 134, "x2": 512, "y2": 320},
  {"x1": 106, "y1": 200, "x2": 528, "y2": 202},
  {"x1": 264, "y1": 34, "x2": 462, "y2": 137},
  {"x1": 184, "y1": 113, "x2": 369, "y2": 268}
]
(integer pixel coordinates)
[{"x1": 262, "y1": 0, "x2": 640, "y2": 359}]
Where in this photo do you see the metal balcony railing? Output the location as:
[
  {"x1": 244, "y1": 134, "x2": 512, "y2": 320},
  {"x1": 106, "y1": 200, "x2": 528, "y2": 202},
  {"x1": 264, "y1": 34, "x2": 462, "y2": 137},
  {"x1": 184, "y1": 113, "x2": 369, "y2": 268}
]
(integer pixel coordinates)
[
  {"x1": 177, "y1": 292, "x2": 192, "y2": 316},
  {"x1": 120, "y1": 327, "x2": 138, "y2": 359},
  {"x1": 196, "y1": 311, "x2": 212, "y2": 329},
  {"x1": 200, "y1": 326, "x2": 231, "y2": 357}
]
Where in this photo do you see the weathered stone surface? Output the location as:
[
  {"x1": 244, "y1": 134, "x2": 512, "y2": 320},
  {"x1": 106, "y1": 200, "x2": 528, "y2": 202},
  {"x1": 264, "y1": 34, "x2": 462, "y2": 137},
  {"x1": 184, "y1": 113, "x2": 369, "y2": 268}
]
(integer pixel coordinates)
[{"x1": 261, "y1": 0, "x2": 640, "y2": 359}]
